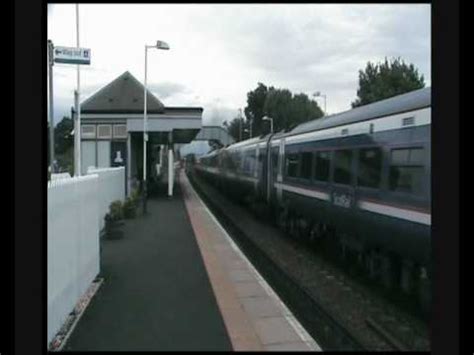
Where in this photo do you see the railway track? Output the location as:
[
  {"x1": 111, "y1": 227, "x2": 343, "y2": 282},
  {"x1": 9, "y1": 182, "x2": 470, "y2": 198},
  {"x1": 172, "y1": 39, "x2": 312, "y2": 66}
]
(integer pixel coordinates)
[
  {"x1": 187, "y1": 170, "x2": 429, "y2": 351},
  {"x1": 188, "y1": 171, "x2": 366, "y2": 351}
]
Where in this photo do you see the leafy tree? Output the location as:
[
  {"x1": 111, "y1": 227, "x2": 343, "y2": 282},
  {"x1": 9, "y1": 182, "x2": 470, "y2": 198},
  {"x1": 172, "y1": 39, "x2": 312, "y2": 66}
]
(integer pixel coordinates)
[
  {"x1": 244, "y1": 83, "x2": 268, "y2": 138},
  {"x1": 262, "y1": 87, "x2": 293, "y2": 133},
  {"x1": 352, "y1": 57, "x2": 425, "y2": 108},
  {"x1": 54, "y1": 116, "x2": 74, "y2": 154},
  {"x1": 223, "y1": 83, "x2": 324, "y2": 141},
  {"x1": 223, "y1": 116, "x2": 249, "y2": 142},
  {"x1": 53, "y1": 116, "x2": 74, "y2": 173},
  {"x1": 241, "y1": 83, "x2": 323, "y2": 137}
]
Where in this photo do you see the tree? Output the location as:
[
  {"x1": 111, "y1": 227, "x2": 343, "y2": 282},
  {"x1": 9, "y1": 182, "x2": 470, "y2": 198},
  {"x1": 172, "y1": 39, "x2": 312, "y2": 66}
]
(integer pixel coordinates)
[
  {"x1": 262, "y1": 87, "x2": 323, "y2": 134},
  {"x1": 242, "y1": 83, "x2": 323, "y2": 137},
  {"x1": 53, "y1": 116, "x2": 74, "y2": 173},
  {"x1": 223, "y1": 116, "x2": 248, "y2": 142},
  {"x1": 262, "y1": 87, "x2": 293, "y2": 133},
  {"x1": 244, "y1": 83, "x2": 268, "y2": 137},
  {"x1": 352, "y1": 57, "x2": 425, "y2": 108},
  {"x1": 54, "y1": 116, "x2": 74, "y2": 154}
]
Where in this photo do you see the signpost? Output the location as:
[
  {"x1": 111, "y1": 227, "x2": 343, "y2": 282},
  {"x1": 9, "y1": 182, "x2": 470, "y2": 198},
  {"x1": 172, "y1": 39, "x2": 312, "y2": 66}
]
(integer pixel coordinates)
[
  {"x1": 47, "y1": 38, "x2": 90, "y2": 177},
  {"x1": 53, "y1": 46, "x2": 91, "y2": 65}
]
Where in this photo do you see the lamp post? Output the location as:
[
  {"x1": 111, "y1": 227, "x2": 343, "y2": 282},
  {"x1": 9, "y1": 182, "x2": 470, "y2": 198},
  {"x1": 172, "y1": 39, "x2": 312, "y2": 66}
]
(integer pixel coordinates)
[
  {"x1": 262, "y1": 116, "x2": 273, "y2": 134},
  {"x1": 143, "y1": 40, "x2": 170, "y2": 213},
  {"x1": 313, "y1": 91, "x2": 327, "y2": 116},
  {"x1": 75, "y1": 4, "x2": 82, "y2": 176}
]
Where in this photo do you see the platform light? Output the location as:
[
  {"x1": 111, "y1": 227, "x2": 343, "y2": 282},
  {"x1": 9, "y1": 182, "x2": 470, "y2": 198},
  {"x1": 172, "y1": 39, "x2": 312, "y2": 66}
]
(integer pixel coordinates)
[
  {"x1": 143, "y1": 39, "x2": 171, "y2": 213},
  {"x1": 262, "y1": 116, "x2": 274, "y2": 134}
]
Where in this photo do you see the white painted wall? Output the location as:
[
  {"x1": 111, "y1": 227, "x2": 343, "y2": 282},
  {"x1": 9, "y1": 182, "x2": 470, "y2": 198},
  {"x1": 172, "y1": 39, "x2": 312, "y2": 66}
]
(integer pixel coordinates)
[
  {"x1": 87, "y1": 166, "x2": 126, "y2": 231},
  {"x1": 47, "y1": 175, "x2": 100, "y2": 345}
]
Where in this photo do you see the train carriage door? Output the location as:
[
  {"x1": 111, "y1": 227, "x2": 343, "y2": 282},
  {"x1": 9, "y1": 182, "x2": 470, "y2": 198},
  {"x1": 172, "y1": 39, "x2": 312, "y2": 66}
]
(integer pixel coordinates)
[
  {"x1": 277, "y1": 138, "x2": 285, "y2": 204},
  {"x1": 255, "y1": 146, "x2": 260, "y2": 195},
  {"x1": 267, "y1": 138, "x2": 282, "y2": 203}
]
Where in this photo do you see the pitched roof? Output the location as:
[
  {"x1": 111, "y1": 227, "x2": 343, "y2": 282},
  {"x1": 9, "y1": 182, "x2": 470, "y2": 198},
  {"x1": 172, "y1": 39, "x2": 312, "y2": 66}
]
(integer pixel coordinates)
[{"x1": 79, "y1": 71, "x2": 165, "y2": 113}]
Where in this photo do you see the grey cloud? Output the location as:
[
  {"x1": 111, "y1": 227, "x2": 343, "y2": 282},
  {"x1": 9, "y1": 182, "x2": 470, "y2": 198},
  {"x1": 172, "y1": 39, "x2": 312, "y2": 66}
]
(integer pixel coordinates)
[
  {"x1": 148, "y1": 82, "x2": 192, "y2": 99},
  {"x1": 49, "y1": 4, "x2": 430, "y2": 116}
]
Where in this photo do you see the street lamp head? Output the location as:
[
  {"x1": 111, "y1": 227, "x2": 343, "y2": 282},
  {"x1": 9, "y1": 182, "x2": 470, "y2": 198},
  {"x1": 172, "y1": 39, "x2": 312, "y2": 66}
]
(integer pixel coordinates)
[
  {"x1": 156, "y1": 40, "x2": 170, "y2": 50},
  {"x1": 262, "y1": 116, "x2": 271, "y2": 121},
  {"x1": 313, "y1": 91, "x2": 321, "y2": 97}
]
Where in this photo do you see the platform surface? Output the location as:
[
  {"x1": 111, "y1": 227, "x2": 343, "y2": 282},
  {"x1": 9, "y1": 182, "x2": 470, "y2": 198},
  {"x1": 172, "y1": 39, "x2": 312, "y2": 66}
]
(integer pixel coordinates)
[
  {"x1": 63, "y1": 169, "x2": 320, "y2": 351},
  {"x1": 181, "y1": 170, "x2": 320, "y2": 351},
  {"x1": 63, "y1": 179, "x2": 232, "y2": 351}
]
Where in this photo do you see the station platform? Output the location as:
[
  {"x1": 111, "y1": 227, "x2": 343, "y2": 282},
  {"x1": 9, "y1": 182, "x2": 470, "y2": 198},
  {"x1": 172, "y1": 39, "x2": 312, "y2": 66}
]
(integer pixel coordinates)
[{"x1": 63, "y1": 169, "x2": 320, "y2": 351}]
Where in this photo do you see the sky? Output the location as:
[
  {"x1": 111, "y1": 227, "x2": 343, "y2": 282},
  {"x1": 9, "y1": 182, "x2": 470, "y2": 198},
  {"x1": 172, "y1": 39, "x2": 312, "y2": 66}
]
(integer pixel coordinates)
[{"x1": 47, "y1": 4, "x2": 430, "y2": 127}]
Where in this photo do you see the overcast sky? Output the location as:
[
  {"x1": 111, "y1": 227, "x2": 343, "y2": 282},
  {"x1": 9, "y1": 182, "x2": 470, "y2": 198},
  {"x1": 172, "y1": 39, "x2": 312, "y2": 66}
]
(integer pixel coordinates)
[{"x1": 47, "y1": 4, "x2": 430, "y2": 126}]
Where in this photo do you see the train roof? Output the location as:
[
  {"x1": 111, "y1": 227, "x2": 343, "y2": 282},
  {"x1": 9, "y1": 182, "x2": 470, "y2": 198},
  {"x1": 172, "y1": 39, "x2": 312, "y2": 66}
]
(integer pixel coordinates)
[
  {"x1": 288, "y1": 87, "x2": 431, "y2": 136},
  {"x1": 224, "y1": 135, "x2": 269, "y2": 151}
]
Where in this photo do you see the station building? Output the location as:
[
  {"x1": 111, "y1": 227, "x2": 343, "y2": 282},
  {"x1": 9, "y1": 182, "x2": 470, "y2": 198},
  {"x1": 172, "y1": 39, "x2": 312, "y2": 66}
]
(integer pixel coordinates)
[{"x1": 72, "y1": 71, "x2": 203, "y2": 195}]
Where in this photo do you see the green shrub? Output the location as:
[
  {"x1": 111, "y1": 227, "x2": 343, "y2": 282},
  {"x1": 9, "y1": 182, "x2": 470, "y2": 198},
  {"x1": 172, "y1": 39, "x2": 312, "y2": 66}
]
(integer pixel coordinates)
[
  {"x1": 109, "y1": 200, "x2": 124, "y2": 221},
  {"x1": 130, "y1": 188, "x2": 141, "y2": 205},
  {"x1": 123, "y1": 197, "x2": 136, "y2": 219}
]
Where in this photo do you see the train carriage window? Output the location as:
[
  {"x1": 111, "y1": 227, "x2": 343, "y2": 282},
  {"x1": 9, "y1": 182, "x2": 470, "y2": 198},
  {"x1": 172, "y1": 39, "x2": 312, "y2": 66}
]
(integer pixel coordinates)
[
  {"x1": 358, "y1": 148, "x2": 382, "y2": 188},
  {"x1": 243, "y1": 151, "x2": 250, "y2": 173},
  {"x1": 243, "y1": 149, "x2": 256, "y2": 174},
  {"x1": 271, "y1": 147, "x2": 279, "y2": 171},
  {"x1": 389, "y1": 147, "x2": 425, "y2": 194},
  {"x1": 250, "y1": 150, "x2": 256, "y2": 173},
  {"x1": 334, "y1": 150, "x2": 353, "y2": 185},
  {"x1": 286, "y1": 153, "x2": 299, "y2": 178},
  {"x1": 300, "y1": 152, "x2": 313, "y2": 180},
  {"x1": 234, "y1": 152, "x2": 242, "y2": 170},
  {"x1": 314, "y1": 151, "x2": 330, "y2": 182}
]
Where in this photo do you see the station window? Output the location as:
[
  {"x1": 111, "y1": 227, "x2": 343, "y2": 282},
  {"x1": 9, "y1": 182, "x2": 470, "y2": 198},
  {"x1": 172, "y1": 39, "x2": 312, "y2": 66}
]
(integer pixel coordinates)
[
  {"x1": 113, "y1": 124, "x2": 127, "y2": 139},
  {"x1": 81, "y1": 125, "x2": 96, "y2": 139},
  {"x1": 358, "y1": 148, "x2": 382, "y2": 188},
  {"x1": 314, "y1": 151, "x2": 330, "y2": 182},
  {"x1": 286, "y1": 153, "x2": 299, "y2": 178},
  {"x1": 300, "y1": 152, "x2": 313, "y2": 180},
  {"x1": 389, "y1": 147, "x2": 425, "y2": 194},
  {"x1": 97, "y1": 124, "x2": 112, "y2": 139},
  {"x1": 333, "y1": 149, "x2": 353, "y2": 185}
]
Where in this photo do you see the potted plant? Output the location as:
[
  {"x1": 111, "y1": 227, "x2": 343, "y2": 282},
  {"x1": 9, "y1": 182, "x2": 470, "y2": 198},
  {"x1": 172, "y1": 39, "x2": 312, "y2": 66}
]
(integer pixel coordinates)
[
  {"x1": 104, "y1": 201, "x2": 125, "y2": 239},
  {"x1": 123, "y1": 197, "x2": 136, "y2": 219}
]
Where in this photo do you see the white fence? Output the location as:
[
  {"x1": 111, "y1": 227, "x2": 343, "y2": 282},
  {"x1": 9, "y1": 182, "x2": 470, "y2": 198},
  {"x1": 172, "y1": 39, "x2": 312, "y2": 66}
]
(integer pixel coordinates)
[
  {"x1": 87, "y1": 166, "x2": 126, "y2": 231},
  {"x1": 51, "y1": 172, "x2": 71, "y2": 181},
  {"x1": 47, "y1": 174, "x2": 100, "y2": 344},
  {"x1": 47, "y1": 167, "x2": 125, "y2": 345}
]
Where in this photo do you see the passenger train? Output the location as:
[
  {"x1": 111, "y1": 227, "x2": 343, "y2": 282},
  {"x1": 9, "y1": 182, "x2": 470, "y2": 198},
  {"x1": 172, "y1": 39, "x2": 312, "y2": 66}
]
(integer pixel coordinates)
[{"x1": 194, "y1": 87, "x2": 431, "y2": 303}]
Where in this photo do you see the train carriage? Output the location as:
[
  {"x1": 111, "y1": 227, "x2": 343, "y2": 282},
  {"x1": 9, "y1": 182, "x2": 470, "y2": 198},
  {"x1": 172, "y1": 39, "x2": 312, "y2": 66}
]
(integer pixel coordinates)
[{"x1": 195, "y1": 87, "x2": 431, "y2": 303}]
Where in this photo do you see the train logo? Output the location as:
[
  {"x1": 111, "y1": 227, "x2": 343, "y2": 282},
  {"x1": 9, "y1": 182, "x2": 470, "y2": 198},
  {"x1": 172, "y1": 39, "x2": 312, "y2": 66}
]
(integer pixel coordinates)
[{"x1": 332, "y1": 192, "x2": 352, "y2": 208}]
